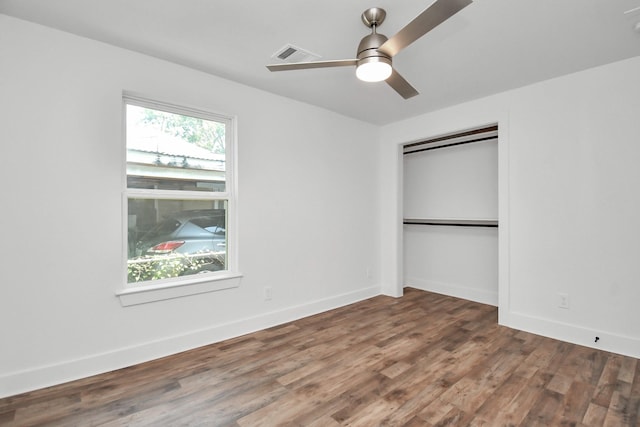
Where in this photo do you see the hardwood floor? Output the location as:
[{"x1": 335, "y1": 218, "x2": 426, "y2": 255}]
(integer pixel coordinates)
[{"x1": 1, "y1": 288, "x2": 639, "y2": 426}]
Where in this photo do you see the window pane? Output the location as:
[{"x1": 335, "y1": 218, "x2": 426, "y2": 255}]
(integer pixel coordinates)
[
  {"x1": 126, "y1": 104, "x2": 226, "y2": 192},
  {"x1": 127, "y1": 198, "x2": 227, "y2": 283}
]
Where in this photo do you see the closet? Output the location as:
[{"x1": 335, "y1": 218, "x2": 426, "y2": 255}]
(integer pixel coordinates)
[{"x1": 403, "y1": 125, "x2": 498, "y2": 305}]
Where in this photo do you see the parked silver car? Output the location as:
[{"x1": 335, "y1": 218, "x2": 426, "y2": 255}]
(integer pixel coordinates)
[{"x1": 135, "y1": 209, "x2": 226, "y2": 273}]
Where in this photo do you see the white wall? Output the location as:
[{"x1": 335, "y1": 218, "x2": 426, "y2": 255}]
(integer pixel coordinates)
[
  {"x1": 403, "y1": 225, "x2": 499, "y2": 304},
  {"x1": 0, "y1": 15, "x2": 380, "y2": 398},
  {"x1": 403, "y1": 141, "x2": 499, "y2": 219},
  {"x1": 380, "y1": 55, "x2": 640, "y2": 359}
]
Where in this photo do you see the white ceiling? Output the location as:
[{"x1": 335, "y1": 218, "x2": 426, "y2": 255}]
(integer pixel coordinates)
[{"x1": 2, "y1": 0, "x2": 640, "y2": 124}]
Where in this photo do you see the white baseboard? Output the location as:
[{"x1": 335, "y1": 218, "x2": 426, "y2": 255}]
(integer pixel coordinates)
[
  {"x1": 505, "y1": 311, "x2": 640, "y2": 359},
  {"x1": 0, "y1": 286, "x2": 380, "y2": 399},
  {"x1": 404, "y1": 277, "x2": 498, "y2": 306}
]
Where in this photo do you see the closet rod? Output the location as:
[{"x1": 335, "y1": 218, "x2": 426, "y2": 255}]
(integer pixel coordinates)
[
  {"x1": 404, "y1": 135, "x2": 496, "y2": 155},
  {"x1": 403, "y1": 218, "x2": 498, "y2": 227},
  {"x1": 403, "y1": 124, "x2": 498, "y2": 155}
]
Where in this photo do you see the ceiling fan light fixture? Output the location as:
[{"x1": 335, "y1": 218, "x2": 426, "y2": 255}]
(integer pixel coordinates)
[{"x1": 356, "y1": 56, "x2": 392, "y2": 82}]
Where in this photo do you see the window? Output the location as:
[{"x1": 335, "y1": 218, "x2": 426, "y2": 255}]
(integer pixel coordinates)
[{"x1": 120, "y1": 95, "x2": 238, "y2": 302}]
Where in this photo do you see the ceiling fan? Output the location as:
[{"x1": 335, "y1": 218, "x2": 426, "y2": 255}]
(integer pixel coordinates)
[{"x1": 266, "y1": 0, "x2": 472, "y2": 99}]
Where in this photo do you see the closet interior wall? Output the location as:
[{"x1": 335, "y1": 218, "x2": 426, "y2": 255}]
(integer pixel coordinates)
[{"x1": 403, "y1": 126, "x2": 499, "y2": 306}]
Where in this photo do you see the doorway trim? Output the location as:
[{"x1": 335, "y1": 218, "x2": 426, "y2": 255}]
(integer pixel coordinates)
[{"x1": 379, "y1": 110, "x2": 510, "y2": 325}]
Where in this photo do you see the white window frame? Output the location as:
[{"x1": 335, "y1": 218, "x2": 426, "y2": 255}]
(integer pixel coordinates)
[{"x1": 116, "y1": 94, "x2": 241, "y2": 306}]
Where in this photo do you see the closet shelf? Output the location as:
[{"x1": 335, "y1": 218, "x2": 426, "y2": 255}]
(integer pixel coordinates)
[{"x1": 403, "y1": 218, "x2": 498, "y2": 227}]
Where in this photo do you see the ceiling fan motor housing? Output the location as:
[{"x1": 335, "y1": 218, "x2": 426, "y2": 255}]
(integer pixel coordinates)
[{"x1": 357, "y1": 32, "x2": 392, "y2": 67}]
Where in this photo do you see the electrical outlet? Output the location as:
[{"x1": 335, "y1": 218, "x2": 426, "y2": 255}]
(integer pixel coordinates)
[
  {"x1": 365, "y1": 267, "x2": 372, "y2": 279},
  {"x1": 558, "y1": 293, "x2": 569, "y2": 309},
  {"x1": 264, "y1": 287, "x2": 273, "y2": 301}
]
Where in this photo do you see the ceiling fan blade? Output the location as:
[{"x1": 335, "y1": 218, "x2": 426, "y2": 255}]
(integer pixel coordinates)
[
  {"x1": 267, "y1": 59, "x2": 357, "y2": 72},
  {"x1": 386, "y1": 69, "x2": 419, "y2": 99},
  {"x1": 378, "y1": 0, "x2": 472, "y2": 57}
]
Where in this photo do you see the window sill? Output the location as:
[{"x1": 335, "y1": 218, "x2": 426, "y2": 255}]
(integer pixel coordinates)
[{"x1": 116, "y1": 272, "x2": 242, "y2": 306}]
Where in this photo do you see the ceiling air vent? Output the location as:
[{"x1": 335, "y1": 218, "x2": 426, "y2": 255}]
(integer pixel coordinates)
[{"x1": 271, "y1": 44, "x2": 321, "y2": 64}]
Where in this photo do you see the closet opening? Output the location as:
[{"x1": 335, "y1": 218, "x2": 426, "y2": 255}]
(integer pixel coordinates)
[{"x1": 402, "y1": 124, "x2": 499, "y2": 306}]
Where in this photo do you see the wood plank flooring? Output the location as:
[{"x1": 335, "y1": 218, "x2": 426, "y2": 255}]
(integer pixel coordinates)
[{"x1": 1, "y1": 288, "x2": 639, "y2": 426}]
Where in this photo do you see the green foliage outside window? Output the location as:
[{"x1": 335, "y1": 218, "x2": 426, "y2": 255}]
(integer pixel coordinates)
[
  {"x1": 140, "y1": 109, "x2": 225, "y2": 154},
  {"x1": 127, "y1": 253, "x2": 224, "y2": 283}
]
